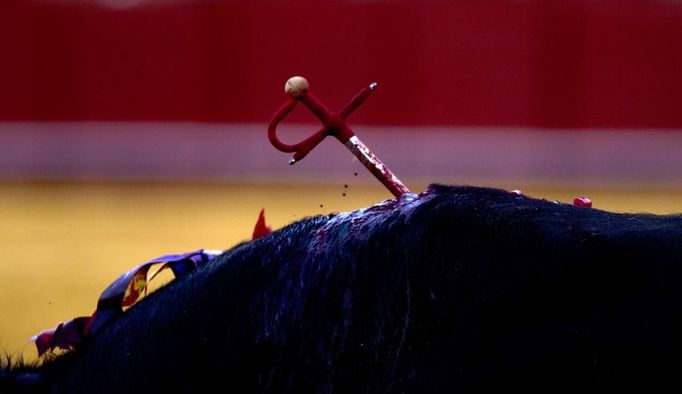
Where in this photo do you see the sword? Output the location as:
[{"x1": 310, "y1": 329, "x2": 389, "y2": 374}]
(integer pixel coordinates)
[{"x1": 268, "y1": 76, "x2": 410, "y2": 197}]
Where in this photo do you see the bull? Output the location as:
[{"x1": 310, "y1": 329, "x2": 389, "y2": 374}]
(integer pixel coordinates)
[{"x1": 2, "y1": 184, "x2": 682, "y2": 393}]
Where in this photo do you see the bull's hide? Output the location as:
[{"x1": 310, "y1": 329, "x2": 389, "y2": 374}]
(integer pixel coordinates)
[{"x1": 3, "y1": 185, "x2": 682, "y2": 393}]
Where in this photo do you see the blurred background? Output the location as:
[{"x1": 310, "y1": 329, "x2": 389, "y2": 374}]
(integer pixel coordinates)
[{"x1": 1, "y1": 0, "x2": 681, "y2": 360}]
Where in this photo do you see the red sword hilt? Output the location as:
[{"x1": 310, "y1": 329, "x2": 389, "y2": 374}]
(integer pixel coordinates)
[{"x1": 268, "y1": 76, "x2": 410, "y2": 197}]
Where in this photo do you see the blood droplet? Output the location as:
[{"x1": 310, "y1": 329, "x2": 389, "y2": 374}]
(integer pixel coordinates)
[{"x1": 573, "y1": 197, "x2": 592, "y2": 208}]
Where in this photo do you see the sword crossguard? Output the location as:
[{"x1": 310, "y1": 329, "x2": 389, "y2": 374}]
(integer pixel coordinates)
[{"x1": 268, "y1": 76, "x2": 377, "y2": 164}]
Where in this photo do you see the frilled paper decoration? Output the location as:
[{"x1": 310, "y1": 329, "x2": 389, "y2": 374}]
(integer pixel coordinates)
[
  {"x1": 252, "y1": 208, "x2": 272, "y2": 240},
  {"x1": 33, "y1": 249, "x2": 223, "y2": 356}
]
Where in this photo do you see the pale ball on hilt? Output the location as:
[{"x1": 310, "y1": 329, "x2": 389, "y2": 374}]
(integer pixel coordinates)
[{"x1": 285, "y1": 76, "x2": 309, "y2": 98}]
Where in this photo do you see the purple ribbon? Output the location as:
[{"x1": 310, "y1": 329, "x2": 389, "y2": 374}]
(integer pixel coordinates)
[{"x1": 33, "y1": 249, "x2": 222, "y2": 356}]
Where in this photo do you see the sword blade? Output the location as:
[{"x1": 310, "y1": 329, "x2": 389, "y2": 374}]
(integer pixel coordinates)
[{"x1": 344, "y1": 135, "x2": 410, "y2": 197}]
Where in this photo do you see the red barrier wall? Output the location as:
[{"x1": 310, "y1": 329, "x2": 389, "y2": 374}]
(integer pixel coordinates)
[{"x1": 1, "y1": 0, "x2": 681, "y2": 128}]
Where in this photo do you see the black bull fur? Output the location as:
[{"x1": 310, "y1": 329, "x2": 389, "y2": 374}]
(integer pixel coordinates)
[{"x1": 3, "y1": 184, "x2": 682, "y2": 393}]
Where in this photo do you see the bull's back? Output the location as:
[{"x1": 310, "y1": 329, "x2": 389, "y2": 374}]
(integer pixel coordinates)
[{"x1": 9, "y1": 185, "x2": 682, "y2": 393}]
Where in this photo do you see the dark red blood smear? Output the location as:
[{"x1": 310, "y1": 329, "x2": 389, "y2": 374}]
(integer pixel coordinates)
[{"x1": 354, "y1": 172, "x2": 358, "y2": 176}]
